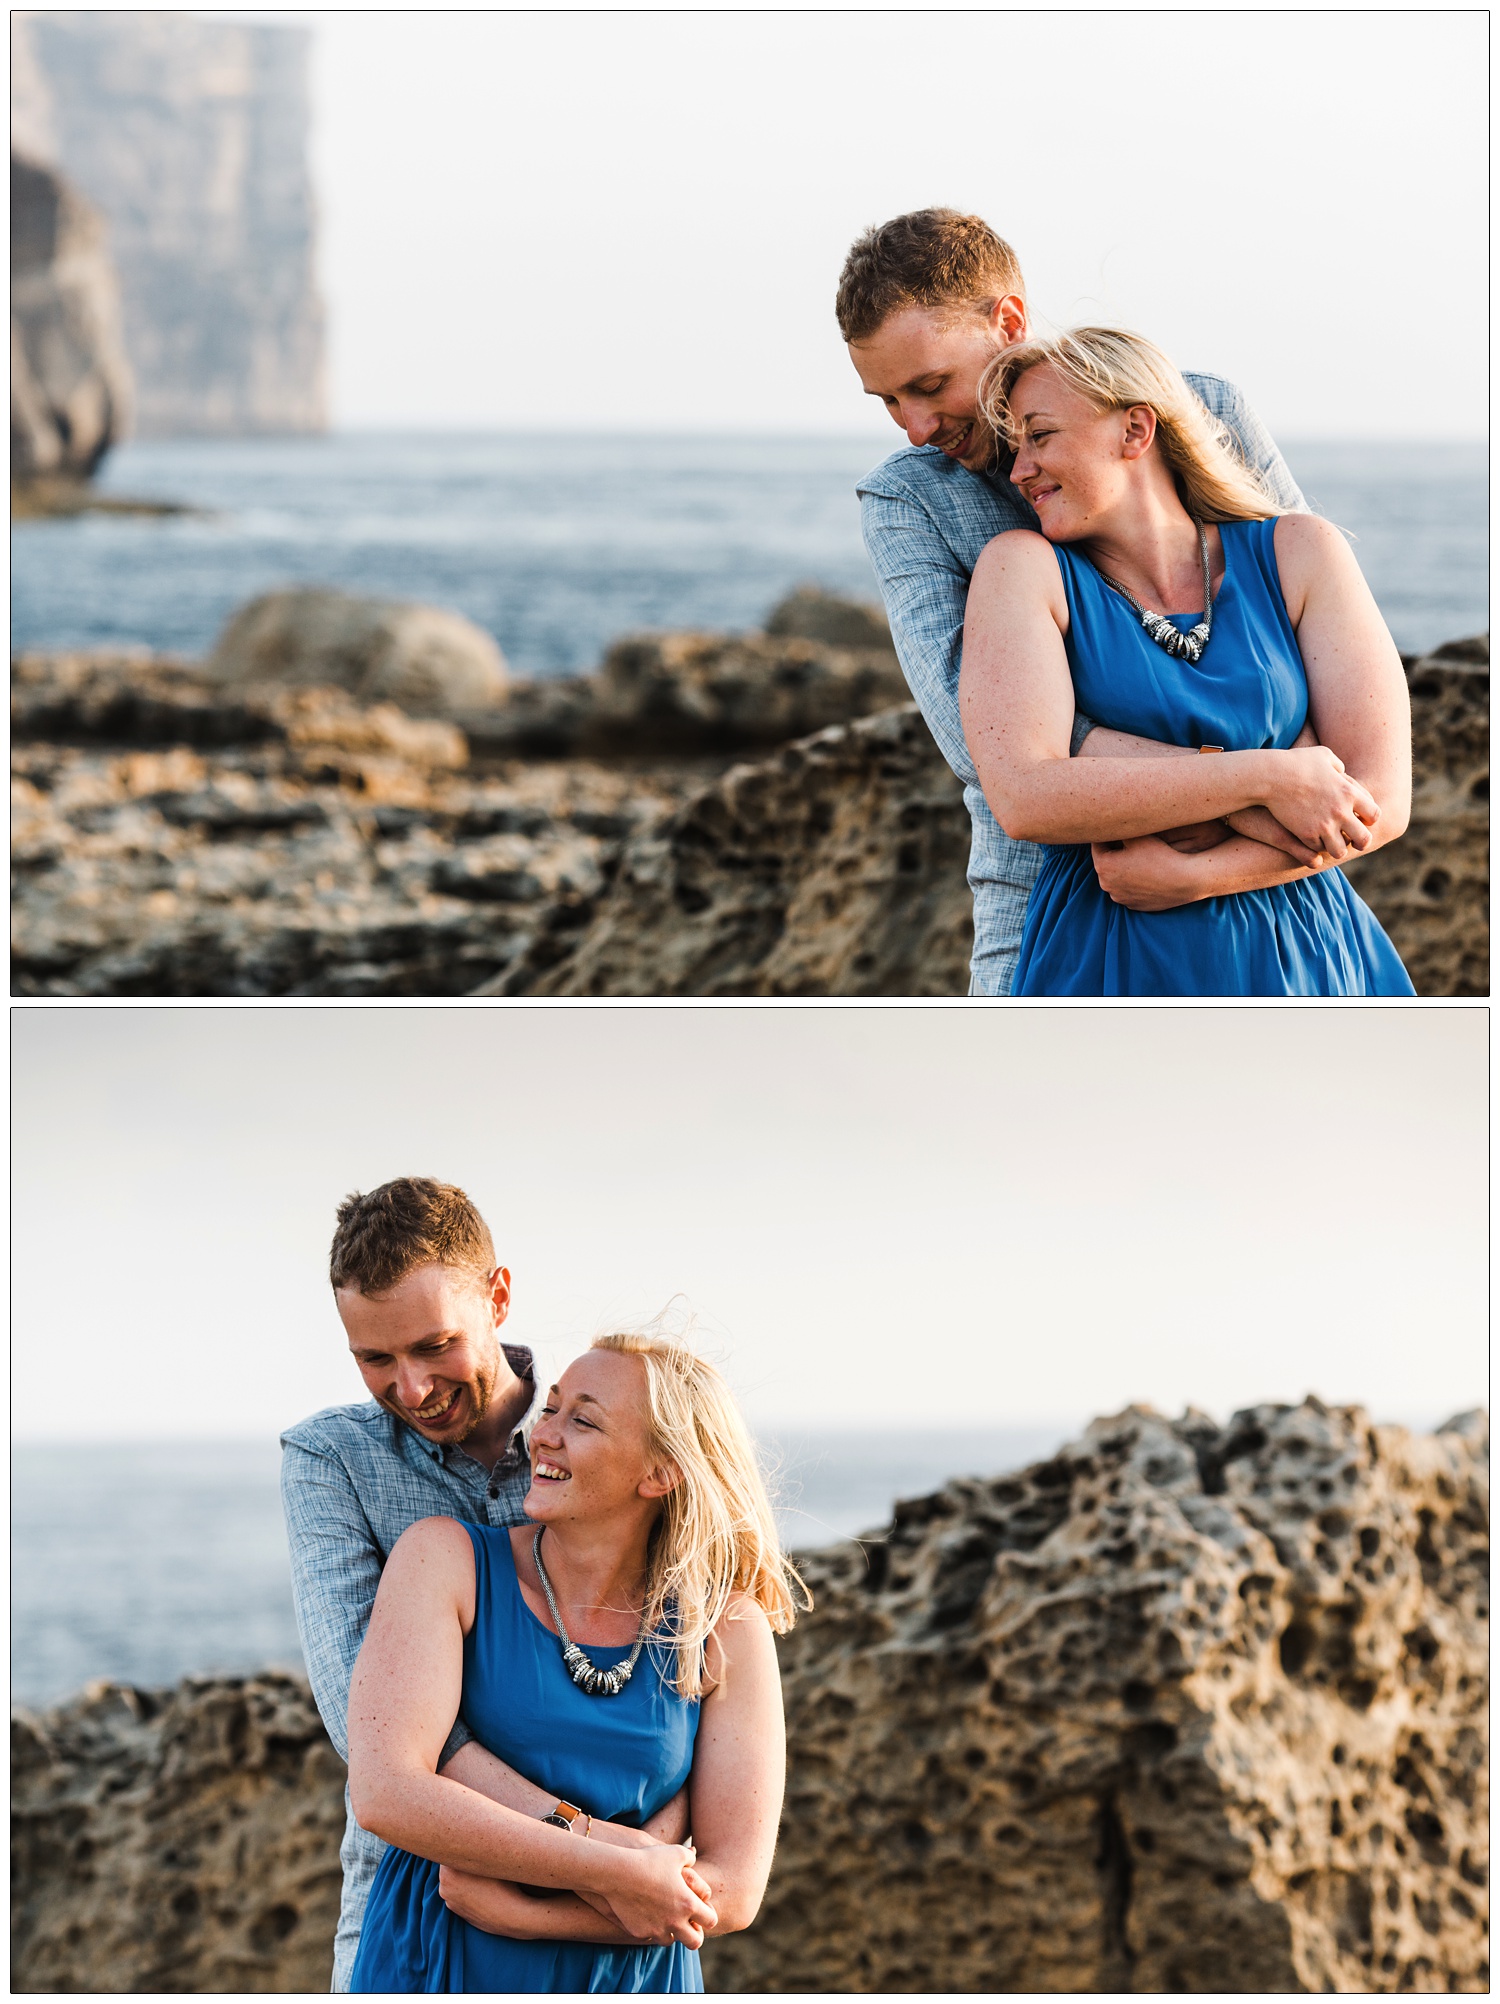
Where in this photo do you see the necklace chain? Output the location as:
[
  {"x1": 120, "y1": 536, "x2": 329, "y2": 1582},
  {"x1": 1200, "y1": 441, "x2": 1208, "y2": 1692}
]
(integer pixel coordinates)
[
  {"x1": 531, "y1": 1527, "x2": 649, "y2": 1698},
  {"x1": 1092, "y1": 520, "x2": 1216, "y2": 663}
]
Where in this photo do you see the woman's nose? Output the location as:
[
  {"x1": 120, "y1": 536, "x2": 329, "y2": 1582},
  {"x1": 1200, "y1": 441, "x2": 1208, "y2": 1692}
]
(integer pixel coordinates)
[{"x1": 1010, "y1": 447, "x2": 1035, "y2": 486}]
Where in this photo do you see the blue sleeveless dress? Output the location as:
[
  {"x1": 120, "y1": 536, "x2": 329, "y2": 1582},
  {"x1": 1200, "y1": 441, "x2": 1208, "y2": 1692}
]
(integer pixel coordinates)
[
  {"x1": 350, "y1": 1525, "x2": 702, "y2": 1994},
  {"x1": 1012, "y1": 516, "x2": 1414, "y2": 996}
]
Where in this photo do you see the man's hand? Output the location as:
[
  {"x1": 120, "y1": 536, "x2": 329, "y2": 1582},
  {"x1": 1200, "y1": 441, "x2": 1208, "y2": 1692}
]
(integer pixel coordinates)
[
  {"x1": 1091, "y1": 836, "x2": 1204, "y2": 911},
  {"x1": 1154, "y1": 818, "x2": 1233, "y2": 855}
]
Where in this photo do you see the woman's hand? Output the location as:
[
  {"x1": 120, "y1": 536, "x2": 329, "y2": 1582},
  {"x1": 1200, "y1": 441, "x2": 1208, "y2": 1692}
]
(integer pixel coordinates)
[
  {"x1": 604, "y1": 1843, "x2": 717, "y2": 1946},
  {"x1": 1258, "y1": 745, "x2": 1378, "y2": 859}
]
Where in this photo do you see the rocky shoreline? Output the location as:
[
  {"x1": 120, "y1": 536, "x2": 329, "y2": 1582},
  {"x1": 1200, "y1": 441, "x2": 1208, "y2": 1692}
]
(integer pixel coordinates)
[
  {"x1": 11, "y1": 605, "x2": 1488, "y2": 996},
  {"x1": 12, "y1": 1402, "x2": 1487, "y2": 1994}
]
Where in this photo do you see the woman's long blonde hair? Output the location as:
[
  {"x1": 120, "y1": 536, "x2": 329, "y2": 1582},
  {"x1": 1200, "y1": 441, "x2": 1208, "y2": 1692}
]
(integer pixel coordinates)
[
  {"x1": 979, "y1": 325, "x2": 1284, "y2": 525},
  {"x1": 592, "y1": 1328, "x2": 808, "y2": 1700}
]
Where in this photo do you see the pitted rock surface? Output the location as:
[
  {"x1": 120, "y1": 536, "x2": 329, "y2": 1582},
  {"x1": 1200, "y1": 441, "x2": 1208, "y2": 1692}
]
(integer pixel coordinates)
[
  {"x1": 9, "y1": 1408, "x2": 1486, "y2": 1992},
  {"x1": 511, "y1": 702, "x2": 972, "y2": 995},
  {"x1": 11, "y1": 628, "x2": 1487, "y2": 997},
  {"x1": 702, "y1": 1402, "x2": 1488, "y2": 1994},
  {"x1": 11, "y1": 654, "x2": 694, "y2": 996},
  {"x1": 11, "y1": 1672, "x2": 348, "y2": 1994},
  {"x1": 1342, "y1": 636, "x2": 1488, "y2": 995}
]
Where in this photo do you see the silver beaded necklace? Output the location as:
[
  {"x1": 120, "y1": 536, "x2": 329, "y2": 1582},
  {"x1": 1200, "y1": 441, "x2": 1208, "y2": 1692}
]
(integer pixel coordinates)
[
  {"x1": 531, "y1": 1527, "x2": 649, "y2": 1697},
  {"x1": 1091, "y1": 519, "x2": 1217, "y2": 663}
]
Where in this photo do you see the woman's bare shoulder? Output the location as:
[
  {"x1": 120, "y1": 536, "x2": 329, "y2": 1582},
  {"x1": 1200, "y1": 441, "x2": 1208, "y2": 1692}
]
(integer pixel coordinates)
[
  {"x1": 387, "y1": 1514, "x2": 477, "y2": 1576},
  {"x1": 973, "y1": 525, "x2": 1059, "y2": 578},
  {"x1": 1272, "y1": 509, "x2": 1352, "y2": 569}
]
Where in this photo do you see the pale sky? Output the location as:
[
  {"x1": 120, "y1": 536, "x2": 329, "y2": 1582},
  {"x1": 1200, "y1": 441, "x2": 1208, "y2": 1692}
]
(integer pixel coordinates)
[
  {"x1": 304, "y1": 9, "x2": 1488, "y2": 438},
  {"x1": 13, "y1": 1005, "x2": 1487, "y2": 1445}
]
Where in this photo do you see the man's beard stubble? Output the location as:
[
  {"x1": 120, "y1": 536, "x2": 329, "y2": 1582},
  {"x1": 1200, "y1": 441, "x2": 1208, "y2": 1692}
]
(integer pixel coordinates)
[{"x1": 384, "y1": 1355, "x2": 494, "y2": 1446}]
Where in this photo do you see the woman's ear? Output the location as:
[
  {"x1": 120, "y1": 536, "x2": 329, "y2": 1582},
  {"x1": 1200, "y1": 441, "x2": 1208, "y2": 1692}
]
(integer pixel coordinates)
[
  {"x1": 638, "y1": 1459, "x2": 682, "y2": 1501},
  {"x1": 1120, "y1": 403, "x2": 1158, "y2": 460}
]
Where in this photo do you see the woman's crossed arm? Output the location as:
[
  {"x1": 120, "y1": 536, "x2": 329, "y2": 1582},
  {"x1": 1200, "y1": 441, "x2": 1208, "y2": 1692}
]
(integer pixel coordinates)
[
  {"x1": 958, "y1": 527, "x2": 1403, "y2": 872},
  {"x1": 346, "y1": 1518, "x2": 715, "y2": 1946}
]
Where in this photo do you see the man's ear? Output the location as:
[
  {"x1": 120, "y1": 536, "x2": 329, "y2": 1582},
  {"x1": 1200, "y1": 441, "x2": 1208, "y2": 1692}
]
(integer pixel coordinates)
[
  {"x1": 488, "y1": 1265, "x2": 512, "y2": 1327},
  {"x1": 990, "y1": 292, "x2": 1028, "y2": 346},
  {"x1": 638, "y1": 1460, "x2": 682, "y2": 1502},
  {"x1": 1120, "y1": 404, "x2": 1157, "y2": 460}
]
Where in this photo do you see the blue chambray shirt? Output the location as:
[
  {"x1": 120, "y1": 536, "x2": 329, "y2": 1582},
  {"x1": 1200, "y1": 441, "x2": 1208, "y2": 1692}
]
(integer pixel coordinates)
[
  {"x1": 857, "y1": 372, "x2": 1307, "y2": 996},
  {"x1": 280, "y1": 1344, "x2": 536, "y2": 1992}
]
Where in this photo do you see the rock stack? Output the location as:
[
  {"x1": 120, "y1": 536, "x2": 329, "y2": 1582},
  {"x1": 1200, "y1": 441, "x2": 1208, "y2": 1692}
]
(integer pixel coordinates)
[
  {"x1": 11, "y1": 1405, "x2": 1487, "y2": 1995},
  {"x1": 11, "y1": 151, "x2": 133, "y2": 497}
]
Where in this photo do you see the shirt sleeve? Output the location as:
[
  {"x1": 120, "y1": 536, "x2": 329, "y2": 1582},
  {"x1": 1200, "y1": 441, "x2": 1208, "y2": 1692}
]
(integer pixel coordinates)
[
  {"x1": 858, "y1": 479, "x2": 977, "y2": 781},
  {"x1": 279, "y1": 1434, "x2": 472, "y2": 1765},
  {"x1": 860, "y1": 478, "x2": 1096, "y2": 771},
  {"x1": 1191, "y1": 374, "x2": 1307, "y2": 513}
]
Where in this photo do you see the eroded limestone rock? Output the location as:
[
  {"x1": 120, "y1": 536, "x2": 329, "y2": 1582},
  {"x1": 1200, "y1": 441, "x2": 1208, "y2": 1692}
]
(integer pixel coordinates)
[
  {"x1": 1343, "y1": 636, "x2": 1489, "y2": 996},
  {"x1": 510, "y1": 703, "x2": 972, "y2": 996},
  {"x1": 11, "y1": 150, "x2": 132, "y2": 483},
  {"x1": 11, "y1": 1672, "x2": 348, "y2": 1994},
  {"x1": 702, "y1": 1402, "x2": 1489, "y2": 1995},
  {"x1": 11, "y1": 653, "x2": 691, "y2": 997}
]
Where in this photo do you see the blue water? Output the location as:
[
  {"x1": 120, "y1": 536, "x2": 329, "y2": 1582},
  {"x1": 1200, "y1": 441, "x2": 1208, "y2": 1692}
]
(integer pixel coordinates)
[
  {"x1": 10, "y1": 1426, "x2": 1070, "y2": 1708},
  {"x1": 10, "y1": 434, "x2": 1488, "y2": 674}
]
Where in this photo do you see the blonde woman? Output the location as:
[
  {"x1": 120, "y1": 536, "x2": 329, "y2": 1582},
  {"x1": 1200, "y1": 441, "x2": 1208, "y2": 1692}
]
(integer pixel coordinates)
[
  {"x1": 345, "y1": 1332, "x2": 801, "y2": 1993},
  {"x1": 959, "y1": 327, "x2": 1414, "y2": 995}
]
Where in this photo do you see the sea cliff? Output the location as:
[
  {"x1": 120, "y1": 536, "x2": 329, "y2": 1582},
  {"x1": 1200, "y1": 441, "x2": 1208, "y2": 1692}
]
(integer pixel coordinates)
[
  {"x1": 10, "y1": 601, "x2": 1488, "y2": 996},
  {"x1": 11, "y1": 1403, "x2": 1487, "y2": 1994}
]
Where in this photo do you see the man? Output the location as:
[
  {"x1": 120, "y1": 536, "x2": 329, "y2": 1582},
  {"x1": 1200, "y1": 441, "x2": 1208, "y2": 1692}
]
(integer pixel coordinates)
[
  {"x1": 282, "y1": 1177, "x2": 684, "y2": 1991},
  {"x1": 842, "y1": 207, "x2": 1310, "y2": 995}
]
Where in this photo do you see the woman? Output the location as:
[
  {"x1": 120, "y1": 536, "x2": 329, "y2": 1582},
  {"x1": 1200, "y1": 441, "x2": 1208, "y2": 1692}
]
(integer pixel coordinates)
[
  {"x1": 958, "y1": 326, "x2": 1414, "y2": 995},
  {"x1": 346, "y1": 1330, "x2": 804, "y2": 1992}
]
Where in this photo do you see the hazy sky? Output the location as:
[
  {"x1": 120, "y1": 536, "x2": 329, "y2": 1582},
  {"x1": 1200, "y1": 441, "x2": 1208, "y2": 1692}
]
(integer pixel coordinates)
[
  {"x1": 303, "y1": 9, "x2": 1487, "y2": 438},
  {"x1": 13, "y1": 1005, "x2": 1486, "y2": 1445}
]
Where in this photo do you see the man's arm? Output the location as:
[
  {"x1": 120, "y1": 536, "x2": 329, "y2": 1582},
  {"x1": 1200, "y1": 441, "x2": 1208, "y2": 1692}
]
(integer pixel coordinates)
[
  {"x1": 1186, "y1": 372, "x2": 1307, "y2": 512},
  {"x1": 859, "y1": 478, "x2": 1094, "y2": 784},
  {"x1": 281, "y1": 1435, "x2": 395, "y2": 1764},
  {"x1": 1091, "y1": 830, "x2": 1331, "y2": 911}
]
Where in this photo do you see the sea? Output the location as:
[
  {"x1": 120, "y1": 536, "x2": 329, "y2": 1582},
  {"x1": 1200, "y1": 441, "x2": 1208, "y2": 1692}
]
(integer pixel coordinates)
[
  {"x1": 11, "y1": 1426, "x2": 1071, "y2": 1709},
  {"x1": 10, "y1": 434, "x2": 1489, "y2": 671}
]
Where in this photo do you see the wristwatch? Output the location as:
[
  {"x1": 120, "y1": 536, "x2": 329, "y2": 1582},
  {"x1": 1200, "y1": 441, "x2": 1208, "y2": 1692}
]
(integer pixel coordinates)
[{"x1": 542, "y1": 1799, "x2": 585, "y2": 1833}]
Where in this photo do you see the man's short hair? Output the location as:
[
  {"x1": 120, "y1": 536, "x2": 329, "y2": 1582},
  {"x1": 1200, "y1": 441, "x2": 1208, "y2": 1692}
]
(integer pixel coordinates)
[
  {"x1": 835, "y1": 207, "x2": 1025, "y2": 344},
  {"x1": 329, "y1": 1177, "x2": 495, "y2": 1296}
]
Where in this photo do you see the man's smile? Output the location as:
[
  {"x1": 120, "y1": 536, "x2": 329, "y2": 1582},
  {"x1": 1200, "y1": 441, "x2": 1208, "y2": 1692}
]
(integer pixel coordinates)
[
  {"x1": 936, "y1": 422, "x2": 975, "y2": 458},
  {"x1": 407, "y1": 1385, "x2": 465, "y2": 1428}
]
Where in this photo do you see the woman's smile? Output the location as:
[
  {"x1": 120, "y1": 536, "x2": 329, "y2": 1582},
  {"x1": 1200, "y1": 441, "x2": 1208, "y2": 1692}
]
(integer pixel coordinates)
[{"x1": 532, "y1": 1456, "x2": 570, "y2": 1483}]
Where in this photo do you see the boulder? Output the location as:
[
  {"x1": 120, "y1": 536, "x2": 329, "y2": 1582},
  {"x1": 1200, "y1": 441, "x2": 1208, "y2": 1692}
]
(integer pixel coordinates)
[
  {"x1": 1343, "y1": 636, "x2": 1488, "y2": 996},
  {"x1": 764, "y1": 584, "x2": 896, "y2": 654},
  {"x1": 11, "y1": 1671, "x2": 347, "y2": 1993},
  {"x1": 11, "y1": 152, "x2": 132, "y2": 483},
  {"x1": 205, "y1": 589, "x2": 508, "y2": 718},
  {"x1": 506, "y1": 703, "x2": 972, "y2": 996},
  {"x1": 703, "y1": 1402, "x2": 1489, "y2": 1995}
]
